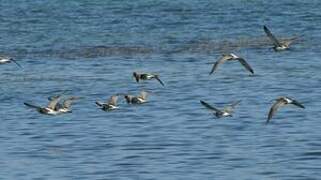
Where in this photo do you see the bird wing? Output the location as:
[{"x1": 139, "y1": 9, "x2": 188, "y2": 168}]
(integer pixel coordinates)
[
  {"x1": 267, "y1": 99, "x2": 287, "y2": 123},
  {"x1": 133, "y1": 73, "x2": 140, "y2": 82},
  {"x1": 11, "y1": 59, "x2": 22, "y2": 68},
  {"x1": 282, "y1": 36, "x2": 300, "y2": 47},
  {"x1": 47, "y1": 95, "x2": 62, "y2": 109},
  {"x1": 263, "y1": 25, "x2": 282, "y2": 47},
  {"x1": 139, "y1": 91, "x2": 148, "y2": 100},
  {"x1": 200, "y1": 100, "x2": 222, "y2": 113},
  {"x1": 62, "y1": 97, "x2": 78, "y2": 108},
  {"x1": 155, "y1": 76, "x2": 165, "y2": 86},
  {"x1": 224, "y1": 100, "x2": 241, "y2": 113},
  {"x1": 291, "y1": 100, "x2": 305, "y2": 109},
  {"x1": 47, "y1": 90, "x2": 70, "y2": 101},
  {"x1": 48, "y1": 95, "x2": 60, "y2": 101},
  {"x1": 230, "y1": 100, "x2": 242, "y2": 108},
  {"x1": 95, "y1": 101, "x2": 104, "y2": 107},
  {"x1": 24, "y1": 102, "x2": 42, "y2": 110},
  {"x1": 209, "y1": 55, "x2": 231, "y2": 75},
  {"x1": 108, "y1": 95, "x2": 118, "y2": 106},
  {"x1": 237, "y1": 58, "x2": 254, "y2": 74},
  {"x1": 282, "y1": 34, "x2": 301, "y2": 45}
]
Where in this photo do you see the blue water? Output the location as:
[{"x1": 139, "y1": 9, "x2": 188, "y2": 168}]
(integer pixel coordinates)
[{"x1": 1, "y1": 0, "x2": 321, "y2": 179}]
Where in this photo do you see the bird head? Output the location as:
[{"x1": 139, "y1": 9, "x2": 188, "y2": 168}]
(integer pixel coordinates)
[{"x1": 124, "y1": 95, "x2": 132, "y2": 103}]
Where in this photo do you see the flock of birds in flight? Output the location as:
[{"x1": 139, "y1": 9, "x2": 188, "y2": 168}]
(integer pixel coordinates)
[{"x1": 1, "y1": 25, "x2": 305, "y2": 124}]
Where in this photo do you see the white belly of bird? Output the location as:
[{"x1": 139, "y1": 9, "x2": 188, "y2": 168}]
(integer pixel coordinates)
[
  {"x1": 0, "y1": 59, "x2": 10, "y2": 64},
  {"x1": 136, "y1": 98, "x2": 146, "y2": 103},
  {"x1": 276, "y1": 45, "x2": 288, "y2": 50},
  {"x1": 58, "y1": 108, "x2": 71, "y2": 113},
  {"x1": 45, "y1": 108, "x2": 61, "y2": 115},
  {"x1": 108, "y1": 104, "x2": 118, "y2": 109},
  {"x1": 145, "y1": 75, "x2": 154, "y2": 79},
  {"x1": 222, "y1": 112, "x2": 231, "y2": 117},
  {"x1": 284, "y1": 98, "x2": 292, "y2": 103}
]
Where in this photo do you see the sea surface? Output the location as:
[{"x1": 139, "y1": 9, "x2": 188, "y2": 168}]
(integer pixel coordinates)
[{"x1": 0, "y1": 0, "x2": 321, "y2": 179}]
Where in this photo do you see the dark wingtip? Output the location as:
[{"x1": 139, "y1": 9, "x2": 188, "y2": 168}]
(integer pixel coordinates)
[
  {"x1": 135, "y1": 76, "x2": 139, "y2": 83},
  {"x1": 11, "y1": 59, "x2": 22, "y2": 68},
  {"x1": 24, "y1": 102, "x2": 38, "y2": 109},
  {"x1": 200, "y1": 100, "x2": 206, "y2": 106},
  {"x1": 24, "y1": 102, "x2": 32, "y2": 106},
  {"x1": 265, "y1": 117, "x2": 271, "y2": 124},
  {"x1": 155, "y1": 76, "x2": 165, "y2": 86},
  {"x1": 133, "y1": 72, "x2": 139, "y2": 82},
  {"x1": 292, "y1": 100, "x2": 305, "y2": 109}
]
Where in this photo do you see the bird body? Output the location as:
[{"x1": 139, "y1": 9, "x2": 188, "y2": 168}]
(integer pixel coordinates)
[
  {"x1": 200, "y1": 100, "x2": 241, "y2": 118},
  {"x1": 124, "y1": 91, "x2": 148, "y2": 104},
  {"x1": 96, "y1": 95, "x2": 119, "y2": 111},
  {"x1": 263, "y1": 25, "x2": 297, "y2": 51},
  {"x1": 209, "y1": 53, "x2": 254, "y2": 75},
  {"x1": 0, "y1": 56, "x2": 22, "y2": 68},
  {"x1": 24, "y1": 95, "x2": 63, "y2": 115},
  {"x1": 40, "y1": 107, "x2": 61, "y2": 115},
  {"x1": 47, "y1": 95, "x2": 81, "y2": 113},
  {"x1": 133, "y1": 72, "x2": 165, "y2": 86}
]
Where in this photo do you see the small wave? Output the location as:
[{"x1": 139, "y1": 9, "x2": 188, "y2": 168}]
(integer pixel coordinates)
[
  {"x1": 301, "y1": 151, "x2": 321, "y2": 156},
  {"x1": 57, "y1": 45, "x2": 154, "y2": 59}
]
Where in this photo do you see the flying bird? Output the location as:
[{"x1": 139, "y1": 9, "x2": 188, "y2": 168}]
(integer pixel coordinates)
[
  {"x1": 263, "y1": 25, "x2": 298, "y2": 51},
  {"x1": 209, "y1": 53, "x2": 254, "y2": 75},
  {"x1": 48, "y1": 94, "x2": 81, "y2": 113},
  {"x1": 0, "y1": 56, "x2": 22, "y2": 68},
  {"x1": 57, "y1": 96, "x2": 82, "y2": 113},
  {"x1": 267, "y1": 97, "x2": 305, "y2": 123},
  {"x1": 24, "y1": 95, "x2": 62, "y2": 115},
  {"x1": 124, "y1": 91, "x2": 148, "y2": 104},
  {"x1": 96, "y1": 95, "x2": 119, "y2": 111},
  {"x1": 133, "y1": 72, "x2": 165, "y2": 86},
  {"x1": 200, "y1": 100, "x2": 241, "y2": 118}
]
